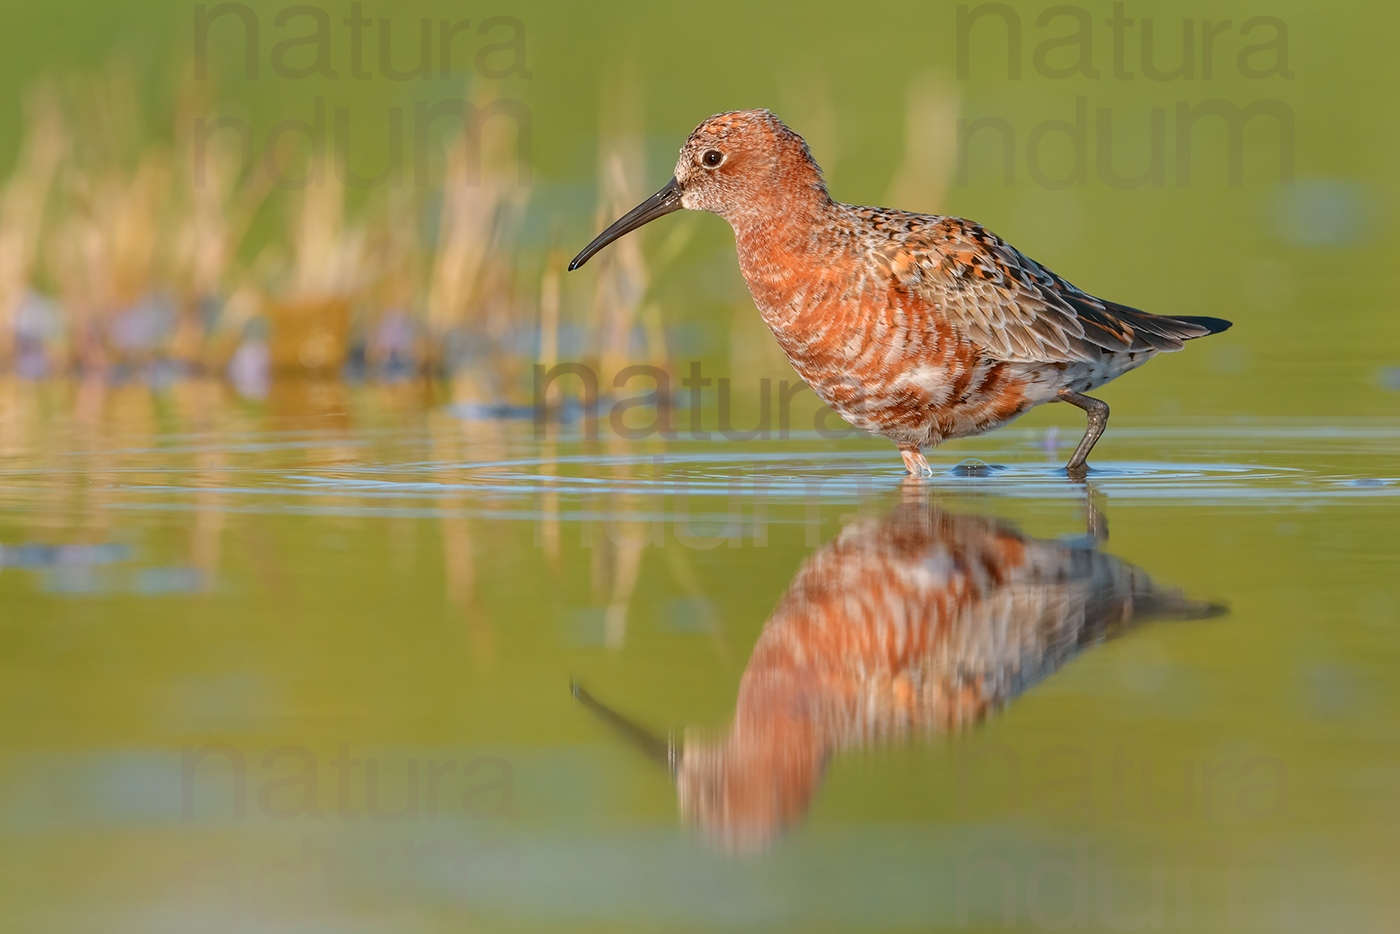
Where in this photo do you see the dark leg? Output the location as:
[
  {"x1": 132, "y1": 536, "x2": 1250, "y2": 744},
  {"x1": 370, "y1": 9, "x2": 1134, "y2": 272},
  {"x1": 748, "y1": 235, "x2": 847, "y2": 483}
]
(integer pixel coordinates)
[
  {"x1": 1057, "y1": 389, "x2": 1109, "y2": 477},
  {"x1": 1084, "y1": 483, "x2": 1109, "y2": 543}
]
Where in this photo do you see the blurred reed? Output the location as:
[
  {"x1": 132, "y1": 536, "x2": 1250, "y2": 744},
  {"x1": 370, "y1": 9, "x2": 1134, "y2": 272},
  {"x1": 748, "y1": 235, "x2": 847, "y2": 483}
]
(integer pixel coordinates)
[
  {"x1": 0, "y1": 64, "x2": 950, "y2": 408},
  {"x1": 0, "y1": 82, "x2": 66, "y2": 372},
  {"x1": 0, "y1": 66, "x2": 658, "y2": 407},
  {"x1": 884, "y1": 72, "x2": 959, "y2": 215}
]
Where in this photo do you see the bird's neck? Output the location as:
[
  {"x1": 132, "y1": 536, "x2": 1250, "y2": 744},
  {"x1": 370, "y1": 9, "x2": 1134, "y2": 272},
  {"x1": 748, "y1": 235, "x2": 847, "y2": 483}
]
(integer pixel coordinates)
[{"x1": 728, "y1": 191, "x2": 850, "y2": 328}]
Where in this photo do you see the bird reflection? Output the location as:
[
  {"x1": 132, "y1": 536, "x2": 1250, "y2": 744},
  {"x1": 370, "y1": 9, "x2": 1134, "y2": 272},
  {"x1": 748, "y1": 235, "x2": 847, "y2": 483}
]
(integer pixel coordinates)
[{"x1": 573, "y1": 498, "x2": 1223, "y2": 852}]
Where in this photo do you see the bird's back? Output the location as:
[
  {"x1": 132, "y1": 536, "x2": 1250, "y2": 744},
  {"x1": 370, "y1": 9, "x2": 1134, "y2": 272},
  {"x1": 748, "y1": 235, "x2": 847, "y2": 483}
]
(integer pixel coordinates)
[
  {"x1": 735, "y1": 504, "x2": 1221, "y2": 746},
  {"x1": 677, "y1": 502, "x2": 1222, "y2": 850},
  {"x1": 850, "y1": 206, "x2": 1232, "y2": 364},
  {"x1": 733, "y1": 201, "x2": 1231, "y2": 446}
]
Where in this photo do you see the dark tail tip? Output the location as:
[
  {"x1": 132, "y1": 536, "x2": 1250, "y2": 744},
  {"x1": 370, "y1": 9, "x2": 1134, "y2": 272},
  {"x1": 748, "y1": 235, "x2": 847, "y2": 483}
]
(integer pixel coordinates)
[
  {"x1": 1190, "y1": 600, "x2": 1230, "y2": 620},
  {"x1": 1140, "y1": 594, "x2": 1230, "y2": 621},
  {"x1": 1175, "y1": 315, "x2": 1233, "y2": 336}
]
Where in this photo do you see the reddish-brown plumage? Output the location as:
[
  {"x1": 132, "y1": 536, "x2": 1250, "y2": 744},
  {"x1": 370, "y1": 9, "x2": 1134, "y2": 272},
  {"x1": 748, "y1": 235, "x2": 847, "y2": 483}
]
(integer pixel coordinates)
[
  {"x1": 571, "y1": 110, "x2": 1232, "y2": 474},
  {"x1": 670, "y1": 501, "x2": 1223, "y2": 851}
]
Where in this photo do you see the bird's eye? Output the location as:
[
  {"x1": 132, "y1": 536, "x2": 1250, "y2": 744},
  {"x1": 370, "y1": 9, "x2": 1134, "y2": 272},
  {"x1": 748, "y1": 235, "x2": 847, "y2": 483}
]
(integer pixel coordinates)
[{"x1": 701, "y1": 149, "x2": 724, "y2": 169}]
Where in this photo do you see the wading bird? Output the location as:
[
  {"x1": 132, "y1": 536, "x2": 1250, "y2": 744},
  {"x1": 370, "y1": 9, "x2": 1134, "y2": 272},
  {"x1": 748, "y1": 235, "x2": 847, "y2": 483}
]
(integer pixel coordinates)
[
  {"x1": 570, "y1": 110, "x2": 1231, "y2": 476},
  {"x1": 572, "y1": 498, "x2": 1223, "y2": 852}
]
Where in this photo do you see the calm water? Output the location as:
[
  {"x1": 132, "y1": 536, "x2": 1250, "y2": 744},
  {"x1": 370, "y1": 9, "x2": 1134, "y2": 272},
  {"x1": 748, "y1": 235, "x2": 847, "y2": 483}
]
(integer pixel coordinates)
[
  {"x1": 0, "y1": 0, "x2": 1396, "y2": 930},
  {"x1": 0, "y1": 378, "x2": 1396, "y2": 932}
]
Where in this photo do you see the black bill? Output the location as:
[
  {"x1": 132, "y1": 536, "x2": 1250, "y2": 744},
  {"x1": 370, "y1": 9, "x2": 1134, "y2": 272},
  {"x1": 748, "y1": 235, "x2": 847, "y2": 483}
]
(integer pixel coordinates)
[
  {"x1": 568, "y1": 176, "x2": 683, "y2": 271},
  {"x1": 570, "y1": 680, "x2": 677, "y2": 776}
]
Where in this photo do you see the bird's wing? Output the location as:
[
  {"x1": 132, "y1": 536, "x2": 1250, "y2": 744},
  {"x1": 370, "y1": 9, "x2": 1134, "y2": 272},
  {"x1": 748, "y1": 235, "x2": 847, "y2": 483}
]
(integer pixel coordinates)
[{"x1": 877, "y1": 214, "x2": 1218, "y2": 363}]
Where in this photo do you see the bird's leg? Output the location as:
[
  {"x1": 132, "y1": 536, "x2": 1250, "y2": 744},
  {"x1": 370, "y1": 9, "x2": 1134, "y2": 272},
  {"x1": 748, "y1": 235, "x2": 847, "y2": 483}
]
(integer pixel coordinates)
[
  {"x1": 1084, "y1": 483, "x2": 1109, "y2": 544},
  {"x1": 1057, "y1": 389, "x2": 1110, "y2": 477},
  {"x1": 899, "y1": 446, "x2": 932, "y2": 477}
]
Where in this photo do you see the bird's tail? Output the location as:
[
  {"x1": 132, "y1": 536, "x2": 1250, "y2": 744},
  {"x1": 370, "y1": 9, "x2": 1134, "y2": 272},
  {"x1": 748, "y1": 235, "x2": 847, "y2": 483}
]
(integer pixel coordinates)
[
  {"x1": 1129, "y1": 586, "x2": 1229, "y2": 622},
  {"x1": 1061, "y1": 290, "x2": 1233, "y2": 353},
  {"x1": 1104, "y1": 306, "x2": 1233, "y2": 348},
  {"x1": 1166, "y1": 315, "x2": 1233, "y2": 338},
  {"x1": 1074, "y1": 559, "x2": 1228, "y2": 649}
]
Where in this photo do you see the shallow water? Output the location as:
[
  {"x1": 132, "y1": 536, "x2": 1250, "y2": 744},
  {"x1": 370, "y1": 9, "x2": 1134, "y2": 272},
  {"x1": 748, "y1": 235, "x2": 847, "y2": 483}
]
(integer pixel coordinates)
[
  {"x1": 1, "y1": 0, "x2": 1397, "y2": 927},
  {"x1": 0, "y1": 379, "x2": 1397, "y2": 932}
]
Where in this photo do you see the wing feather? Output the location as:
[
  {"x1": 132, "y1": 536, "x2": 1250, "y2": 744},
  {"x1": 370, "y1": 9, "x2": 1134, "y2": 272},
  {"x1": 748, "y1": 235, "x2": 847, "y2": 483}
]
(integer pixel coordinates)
[{"x1": 872, "y1": 213, "x2": 1227, "y2": 363}]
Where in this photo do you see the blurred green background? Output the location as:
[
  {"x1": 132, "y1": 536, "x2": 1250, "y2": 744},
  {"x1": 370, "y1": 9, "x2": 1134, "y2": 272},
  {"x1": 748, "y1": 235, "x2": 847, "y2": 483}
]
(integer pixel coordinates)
[
  {"x1": 0, "y1": 2, "x2": 1397, "y2": 932},
  {"x1": 0, "y1": 0, "x2": 1393, "y2": 415}
]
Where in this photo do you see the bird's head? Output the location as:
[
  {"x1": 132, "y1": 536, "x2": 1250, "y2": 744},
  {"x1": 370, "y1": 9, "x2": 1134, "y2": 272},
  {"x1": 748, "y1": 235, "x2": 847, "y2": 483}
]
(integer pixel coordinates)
[
  {"x1": 570, "y1": 678, "x2": 822, "y2": 855},
  {"x1": 676, "y1": 730, "x2": 825, "y2": 855},
  {"x1": 569, "y1": 109, "x2": 826, "y2": 271}
]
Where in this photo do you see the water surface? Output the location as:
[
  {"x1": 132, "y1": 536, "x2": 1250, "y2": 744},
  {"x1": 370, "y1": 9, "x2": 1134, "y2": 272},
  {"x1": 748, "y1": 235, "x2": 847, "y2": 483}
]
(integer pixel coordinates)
[{"x1": 1, "y1": 379, "x2": 1397, "y2": 931}]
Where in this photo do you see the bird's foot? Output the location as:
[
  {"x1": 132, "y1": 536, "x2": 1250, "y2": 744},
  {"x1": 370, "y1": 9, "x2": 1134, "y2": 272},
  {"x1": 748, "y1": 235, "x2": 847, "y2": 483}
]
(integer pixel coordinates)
[{"x1": 900, "y1": 448, "x2": 933, "y2": 477}]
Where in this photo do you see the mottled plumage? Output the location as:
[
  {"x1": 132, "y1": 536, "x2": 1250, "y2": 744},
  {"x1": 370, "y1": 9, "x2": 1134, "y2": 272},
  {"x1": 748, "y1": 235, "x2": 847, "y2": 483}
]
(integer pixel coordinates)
[
  {"x1": 677, "y1": 502, "x2": 1221, "y2": 851},
  {"x1": 573, "y1": 501, "x2": 1223, "y2": 852},
  {"x1": 571, "y1": 109, "x2": 1232, "y2": 475}
]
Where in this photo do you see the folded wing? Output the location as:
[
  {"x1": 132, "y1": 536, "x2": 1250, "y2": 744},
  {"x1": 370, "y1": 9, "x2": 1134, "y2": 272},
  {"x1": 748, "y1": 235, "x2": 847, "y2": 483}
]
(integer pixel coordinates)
[{"x1": 878, "y1": 214, "x2": 1230, "y2": 364}]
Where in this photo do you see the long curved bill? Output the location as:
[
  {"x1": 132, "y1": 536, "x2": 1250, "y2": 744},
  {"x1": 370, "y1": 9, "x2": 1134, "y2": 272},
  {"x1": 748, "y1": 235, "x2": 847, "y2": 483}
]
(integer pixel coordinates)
[
  {"x1": 570, "y1": 680, "x2": 677, "y2": 777},
  {"x1": 568, "y1": 177, "x2": 683, "y2": 271}
]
